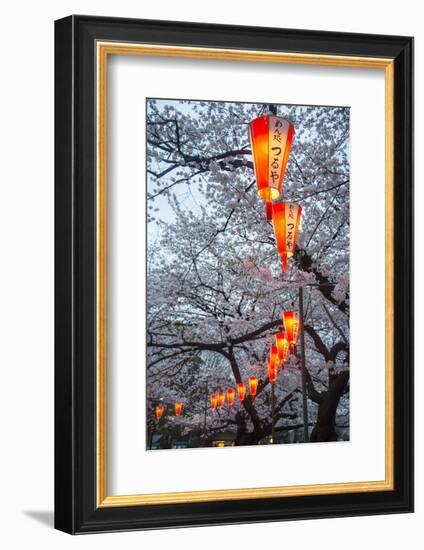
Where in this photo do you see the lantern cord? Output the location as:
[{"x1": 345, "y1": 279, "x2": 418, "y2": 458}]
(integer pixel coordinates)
[
  {"x1": 258, "y1": 104, "x2": 267, "y2": 117},
  {"x1": 282, "y1": 255, "x2": 288, "y2": 272}
]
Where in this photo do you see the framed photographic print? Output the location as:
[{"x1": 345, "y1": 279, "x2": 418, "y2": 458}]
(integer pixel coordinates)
[{"x1": 54, "y1": 15, "x2": 414, "y2": 533}]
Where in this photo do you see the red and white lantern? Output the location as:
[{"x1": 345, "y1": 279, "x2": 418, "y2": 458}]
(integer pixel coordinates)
[
  {"x1": 276, "y1": 332, "x2": 290, "y2": 368},
  {"x1": 237, "y1": 383, "x2": 246, "y2": 403},
  {"x1": 272, "y1": 201, "x2": 302, "y2": 271},
  {"x1": 249, "y1": 115, "x2": 295, "y2": 220},
  {"x1": 283, "y1": 310, "x2": 300, "y2": 352},
  {"x1": 155, "y1": 404, "x2": 164, "y2": 421},
  {"x1": 248, "y1": 376, "x2": 259, "y2": 397},
  {"x1": 269, "y1": 344, "x2": 280, "y2": 369},
  {"x1": 267, "y1": 359, "x2": 277, "y2": 384},
  {"x1": 226, "y1": 388, "x2": 234, "y2": 408},
  {"x1": 210, "y1": 394, "x2": 218, "y2": 411}
]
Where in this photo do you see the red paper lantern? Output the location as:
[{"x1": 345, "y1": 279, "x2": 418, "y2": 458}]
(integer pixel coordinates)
[
  {"x1": 267, "y1": 359, "x2": 277, "y2": 384},
  {"x1": 237, "y1": 383, "x2": 246, "y2": 403},
  {"x1": 283, "y1": 310, "x2": 300, "y2": 351},
  {"x1": 217, "y1": 391, "x2": 225, "y2": 409},
  {"x1": 174, "y1": 401, "x2": 183, "y2": 416},
  {"x1": 272, "y1": 202, "x2": 302, "y2": 271},
  {"x1": 226, "y1": 388, "x2": 234, "y2": 408},
  {"x1": 248, "y1": 376, "x2": 259, "y2": 397},
  {"x1": 210, "y1": 394, "x2": 218, "y2": 411},
  {"x1": 269, "y1": 344, "x2": 280, "y2": 369},
  {"x1": 276, "y1": 332, "x2": 290, "y2": 367},
  {"x1": 249, "y1": 115, "x2": 295, "y2": 220},
  {"x1": 155, "y1": 404, "x2": 164, "y2": 421}
]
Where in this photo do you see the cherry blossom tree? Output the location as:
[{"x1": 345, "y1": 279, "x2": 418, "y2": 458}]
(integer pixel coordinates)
[{"x1": 146, "y1": 98, "x2": 350, "y2": 447}]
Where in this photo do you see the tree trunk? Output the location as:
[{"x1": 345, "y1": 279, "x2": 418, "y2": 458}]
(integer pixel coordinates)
[
  {"x1": 234, "y1": 410, "x2": 264, "y2": 445},
  {"x1": 310, "y1": 370, "x2": 349, "y2": 442}
]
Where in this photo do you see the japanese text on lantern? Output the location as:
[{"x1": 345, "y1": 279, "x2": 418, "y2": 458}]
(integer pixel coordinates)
[
  {"x1": 286, "y1": 203, "x2": 296, "y2": 252},
  {"x1": 269, "y1": 118, "x2": 285, "y2": 187}
]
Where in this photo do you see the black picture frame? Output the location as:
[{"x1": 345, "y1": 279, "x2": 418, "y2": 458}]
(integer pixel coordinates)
[{"x1": 55, "y1": 15, "x2": 414, "y2": 534}]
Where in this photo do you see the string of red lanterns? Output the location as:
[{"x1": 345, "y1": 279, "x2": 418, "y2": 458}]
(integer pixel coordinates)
[
  {"x1": 249, "y1": 112, "x2": 303, "y2": 271},
  {"x1": 249, "y1": 110, "x2": 304, "y2": 438},
  {"x1": 154, "y1": 401, "x2": 185, "y2": 421},
  {"x1": 206, "y1": 377, "x2": 265, "y2": 413},
  {"x1": 206, "y1": 374, "x2": 263, "y2": 410},
  {"x1": 208, "y1": 382, "x2": 259, "y2": 411},
  {"x1": 264, "y1": 311, "x2": 299, "y2": 385}
]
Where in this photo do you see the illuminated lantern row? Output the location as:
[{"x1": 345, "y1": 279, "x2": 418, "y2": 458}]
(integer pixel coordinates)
[
  {"x1": 155, "y1": 402, "x2": 184, "y2": 420},
  {"x1": 210, "y1": 389, "x2": 235, "y2": 411},
  {"x1": 210, "y1": 394, "x2": 218, "y2": 411},
  {"x1": 248, "y1": 113, "x2": 302, "y2": 391},
  {"x1": 237, "y1": 383, "x2": 246, "y2": 402},
  {"x1": 264, "y1": 326, "x2": 294, "y2": 386},
  {"x1": 227, "y1": 388, "x2": 234, "y2": 408},
  {"x1": 210, "y1": 379, "x2": 260, "y2": 404},
  {"x1": 283, "y1": 310, "x2": 300, "y2": 352},
  {"x1": 248, "y1": 376, "x2": 259, "y2": 397},
  {"x1": 249, "y1": 115, "x2": 294, "y2": 220},
  {"x1": 272, "y1": 201, "x2": 302, "y2": 271},
  {"x1": 276, "y1": 332, "x2": 290, "y2": 367},
  {"x1": 155, "y1": 404, "x2": 164, "y2": 421}
]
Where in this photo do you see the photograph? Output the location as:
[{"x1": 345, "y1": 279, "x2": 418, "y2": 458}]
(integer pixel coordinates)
[
  {"x1": 146, "y1": 98, "x2": 350, "y2": 450},
  {"x1": 0, "y1": 0, "x2": 417, "y2": 543}
]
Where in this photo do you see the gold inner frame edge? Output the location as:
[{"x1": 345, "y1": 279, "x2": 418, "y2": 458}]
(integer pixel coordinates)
[{"x1": 96, "y1": 42, "x2": 394, "y2": 508}]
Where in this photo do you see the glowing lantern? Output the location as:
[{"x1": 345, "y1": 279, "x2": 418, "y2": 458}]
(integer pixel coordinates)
[
  {"x1": 237, "y1": 383, "x2": 246, "y2": 403},
  {"x1": 210, "y1": 394, "x2": 218, "y2": 411},
  {"x1": 276, "y1": 332, "x2": 290, "y2": 367},
  {"x1": 248, "y1": 376, "x2": 259, "y2": 397},
  {"x1": 218, "y1": 392, "x2": 225, "y2": 409},
  {"x1": 227, "y1": 388, "x2": 235, "y2": 408},
  {"x1": 272, "y1": 202, "x2": 302, "y2": 271},
  {"x1": 283, "y1": 310, "x2": 300, "y2": 352},
  {"x1": 267, "y1": 360, "x2": 277, "y2": 384},
  {"x1": 174, "y1": 401, "x2": 183, "y2": 416},
  {"x1": 269, "y1": 344, "x2": 280, "y2": 369},
  {"x1": 249, "y1": 115, "x2": 294, "y2": 220},
  {"x1": 155, "y1": 404, "x2": 164, "y2": 421}
]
